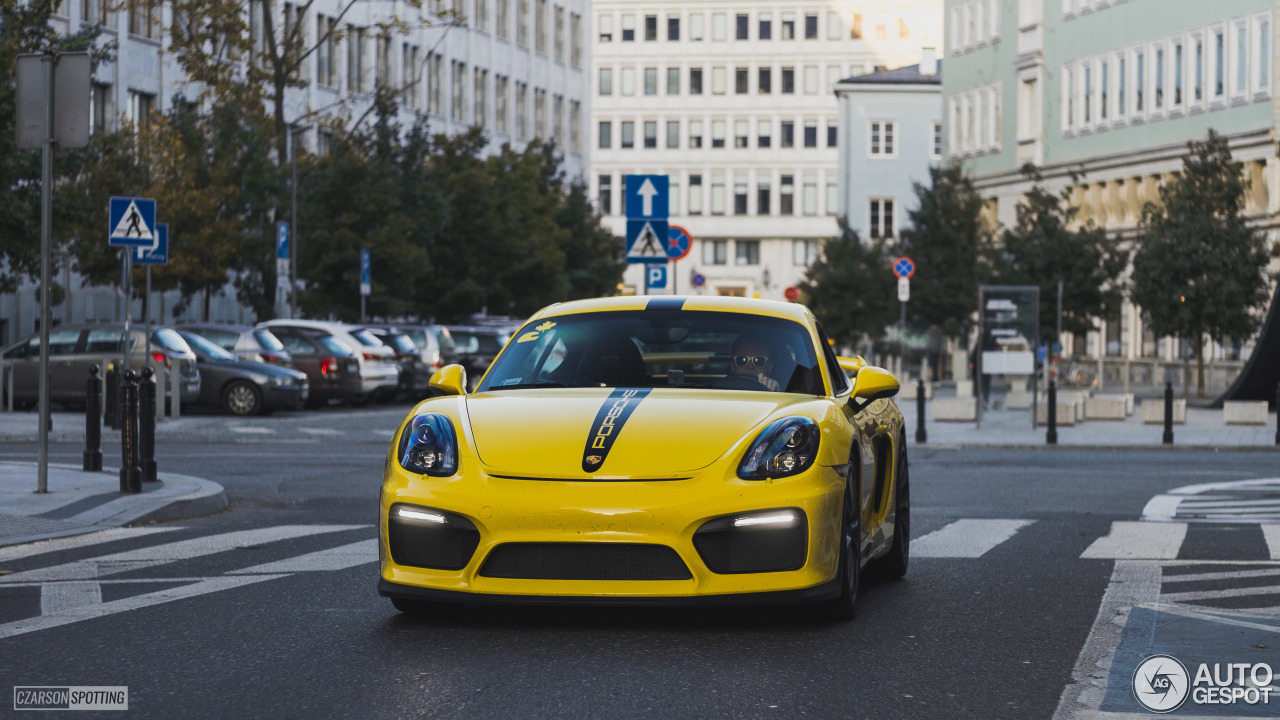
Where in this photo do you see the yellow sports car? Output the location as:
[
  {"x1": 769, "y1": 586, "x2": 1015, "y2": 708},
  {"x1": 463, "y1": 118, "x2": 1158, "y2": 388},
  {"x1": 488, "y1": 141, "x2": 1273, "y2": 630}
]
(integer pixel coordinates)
[{"x1": 378, "y1": 296, "x2": 910, "y2": 619}]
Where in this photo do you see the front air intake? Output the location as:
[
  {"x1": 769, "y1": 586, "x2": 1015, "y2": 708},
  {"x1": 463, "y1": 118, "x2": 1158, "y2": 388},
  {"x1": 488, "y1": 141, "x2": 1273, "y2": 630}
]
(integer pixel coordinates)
[
  {"x1": 693, "y1": 509, "x2": 808, "y2": 574},
  {"x1": 478, "y1": 543, "x2": 693, "y2": 580}
]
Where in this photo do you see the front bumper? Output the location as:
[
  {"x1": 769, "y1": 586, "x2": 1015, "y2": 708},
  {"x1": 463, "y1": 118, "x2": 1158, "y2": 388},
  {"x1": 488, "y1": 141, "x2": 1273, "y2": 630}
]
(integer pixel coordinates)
[
  {"x1": 263, "y1": 383, "x2": 308, "y2": 410},
  {"x1": 379, "y1": 463, "x2": 846, "y2": 601}
]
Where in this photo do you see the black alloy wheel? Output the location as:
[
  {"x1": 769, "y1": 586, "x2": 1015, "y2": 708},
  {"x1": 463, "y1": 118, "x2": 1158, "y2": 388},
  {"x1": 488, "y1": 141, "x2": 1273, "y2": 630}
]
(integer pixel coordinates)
[
  {"x1": 820, "y1": 462, "x2": 861, "y2": 621},
  {"x1": 223, "y1": 381, "x2": 262, "y2": 416},
  {"x1": 876, "y1": 437, "x2": 910, "y2": 579}
]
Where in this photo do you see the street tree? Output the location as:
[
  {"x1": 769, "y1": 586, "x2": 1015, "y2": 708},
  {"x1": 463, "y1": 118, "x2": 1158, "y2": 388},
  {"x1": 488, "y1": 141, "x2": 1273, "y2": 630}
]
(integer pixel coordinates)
[
  {"x1": 897, "y1": 161, "x2": 989, "y2": 338},
  {"x1": 1132, "y1": 130, "x2": 1275, "y2": 397},
  {"x1": 992, "y1": 165, "x2": 1127, "y2": 344},
  {"x1": 798, "y1": 223, "x2": 897, "y2": 353}
]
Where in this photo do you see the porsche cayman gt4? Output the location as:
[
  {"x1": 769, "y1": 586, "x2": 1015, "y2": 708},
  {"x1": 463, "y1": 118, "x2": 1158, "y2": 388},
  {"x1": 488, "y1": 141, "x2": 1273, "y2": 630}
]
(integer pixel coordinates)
[{"x1": 378, "y1": 296, "x2": 910, "y2": 619}]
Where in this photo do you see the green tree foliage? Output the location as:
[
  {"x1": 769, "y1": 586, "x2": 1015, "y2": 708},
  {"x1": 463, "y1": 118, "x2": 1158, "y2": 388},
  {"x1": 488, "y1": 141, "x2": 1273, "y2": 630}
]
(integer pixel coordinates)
[
  {"x1": 798, "y1": 223, "x2": 896, "y2": 352},
  {"x1": 992, "y1": 166, "x2": 1127, "y2": 341},
  {"x1": 897, "y1": 161, "x2": 988, "y2": 338},
  {"x1": 1132, "y1": 130, "x2": 1275, "y2": 397}
]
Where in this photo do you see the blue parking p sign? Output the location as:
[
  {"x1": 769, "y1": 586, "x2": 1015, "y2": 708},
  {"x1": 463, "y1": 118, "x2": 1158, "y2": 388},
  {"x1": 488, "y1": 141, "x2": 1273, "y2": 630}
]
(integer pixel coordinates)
[
  {"x1": 646, "y1": 264, "x2": 668, "y2": 291},
  {"x1": 134, "y1": 223, "x2": 168, "y2": 265}
]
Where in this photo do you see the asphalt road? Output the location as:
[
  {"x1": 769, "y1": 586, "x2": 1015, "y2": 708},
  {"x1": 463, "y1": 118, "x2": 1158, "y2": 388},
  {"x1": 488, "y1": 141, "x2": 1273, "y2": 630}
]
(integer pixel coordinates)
[{"x1": 1, "y1": 407, "x2": 1278, "y2": 719}]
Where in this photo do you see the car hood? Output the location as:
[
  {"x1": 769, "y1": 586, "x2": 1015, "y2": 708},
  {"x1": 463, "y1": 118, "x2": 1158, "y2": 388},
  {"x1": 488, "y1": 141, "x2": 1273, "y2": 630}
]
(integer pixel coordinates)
[
  {"x1": 200, "y1": 358, "x2": 305, "y2": 381},
  {"x1": 464, "y1": 388, "x2": 814, "y2": 478}
]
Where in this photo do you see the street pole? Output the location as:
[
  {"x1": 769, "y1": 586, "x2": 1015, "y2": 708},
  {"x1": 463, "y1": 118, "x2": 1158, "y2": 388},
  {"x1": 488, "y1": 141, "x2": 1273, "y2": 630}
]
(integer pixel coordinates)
[
  {"x1": 1056, "y1": 279, "x2": 1063, "y2": 391},
  {"x1": 36, "y1": 53, "x2": 54, "y2": 494},
  {"x1": 289, "y1": 126, "x2": 299, "y2": 319},
  {"x1": 899, "y1": 301, "x2": 906, "y2": 378},
  {"x1": 144, "y1": 264, "x2": 152, "y2": 364},
  {"x1": 122, "y1": 250, "x2": 132, "y2": 374}
]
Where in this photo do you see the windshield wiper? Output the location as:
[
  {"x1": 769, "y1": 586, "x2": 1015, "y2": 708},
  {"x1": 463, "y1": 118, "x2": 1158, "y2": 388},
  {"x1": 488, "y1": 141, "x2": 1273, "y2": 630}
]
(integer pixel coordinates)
[{"x1": 489, "y1": 381, "x2": 568, "y2": 390}]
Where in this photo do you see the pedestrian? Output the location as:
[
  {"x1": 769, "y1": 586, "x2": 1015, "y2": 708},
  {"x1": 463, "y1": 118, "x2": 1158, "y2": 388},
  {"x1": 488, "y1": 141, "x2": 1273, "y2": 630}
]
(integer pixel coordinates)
[{"x1": 925, "y1": 324, "x2": 943, "y2": 382}]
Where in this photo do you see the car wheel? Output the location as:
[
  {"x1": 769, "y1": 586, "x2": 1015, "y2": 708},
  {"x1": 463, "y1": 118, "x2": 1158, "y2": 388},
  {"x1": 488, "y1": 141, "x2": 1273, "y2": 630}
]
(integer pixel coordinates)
[
  {"x1": 819, "y1": 463, "x2": 861, "y2": 621},
  {"x1": 223, "y1": 381, "x2": 262, "y2": 416},
  {"x1": 875, "y1": 438, "x2": 910, "y2": 580}
]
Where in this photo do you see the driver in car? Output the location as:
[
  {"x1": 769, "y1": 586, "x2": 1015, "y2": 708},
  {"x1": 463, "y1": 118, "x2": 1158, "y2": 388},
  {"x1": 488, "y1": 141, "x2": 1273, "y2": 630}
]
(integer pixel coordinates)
[{"x1": 729, "y1": 336, "x2": 785, "y2": 391}]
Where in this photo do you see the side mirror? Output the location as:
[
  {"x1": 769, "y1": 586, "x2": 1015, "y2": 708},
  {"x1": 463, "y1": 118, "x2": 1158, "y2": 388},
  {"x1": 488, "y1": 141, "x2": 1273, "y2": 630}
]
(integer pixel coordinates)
[
  {"x1": 852, "y1": 366, "x2": 900, "y2": 405},
  {"x1": 428, "y1": 364, "x2": 467, "y2": 396},
  {"x1": 836, "y1": 356, "x2": 867, "y2": 377}
]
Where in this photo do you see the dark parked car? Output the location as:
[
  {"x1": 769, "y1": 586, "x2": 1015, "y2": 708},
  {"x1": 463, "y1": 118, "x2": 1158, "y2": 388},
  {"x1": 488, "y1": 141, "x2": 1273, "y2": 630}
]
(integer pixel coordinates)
[
  {"x1": 266, "y1": 326, "x2": 363, "y2": 407},
  {"x1": 1, "y1": 324, "x2": 200, "y2": 409},
  {"x1": 178, "y1": 324, "x2": 292, "y2": 366},
  {"x1": 176, "y1": 331, "x2": 308, "y2": 415},
  {"x1": 358, "y1": 326, "x2": 432, "y2": 398},
  {"x1": 445, "y1": 324, "x2": 513, "y2": 389}
]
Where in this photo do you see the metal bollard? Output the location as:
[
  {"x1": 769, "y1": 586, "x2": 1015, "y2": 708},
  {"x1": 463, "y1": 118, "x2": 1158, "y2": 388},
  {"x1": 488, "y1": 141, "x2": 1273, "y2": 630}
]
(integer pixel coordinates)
[
  {"x1": 1274, "y1": 383, "x2": 1279, "y2": 448},
  {"x1": 1046, "y1": 380, "x2": 1058, "y2": 445},
  {"x1": 104, "y1": 365, "x2": 118, "y2": 429},
  {"x1": 119, "y1": 370, "x2": 142, "y2": 493},
  {"x1": 915, "y1": 379, "x2": 927, "y2": 444},
  {"x1": 169, "y1": 362, "x2": 181, "y2": 419},
  {"x1": 83, "y1": 364, "x2": 103, "y2": 472},
  {"x1": 139, "y1": 367, "x2": 157, "y2": 482},
  {"x1": 1162, "y1": 381, "x2": 1174, "y2": 445}
]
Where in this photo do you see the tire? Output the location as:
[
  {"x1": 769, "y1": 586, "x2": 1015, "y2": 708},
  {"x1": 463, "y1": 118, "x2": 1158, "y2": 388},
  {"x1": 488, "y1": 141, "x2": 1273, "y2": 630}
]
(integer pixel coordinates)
[
  {"x1": 875, "y1": 438, "x2": 911, "y2": 580},
  {"x1": 223, "y1": 381, "x2": 263, "y2": 416},
  {"x1": 818, "y1": 464, "x2": 861, "y2": 621}
]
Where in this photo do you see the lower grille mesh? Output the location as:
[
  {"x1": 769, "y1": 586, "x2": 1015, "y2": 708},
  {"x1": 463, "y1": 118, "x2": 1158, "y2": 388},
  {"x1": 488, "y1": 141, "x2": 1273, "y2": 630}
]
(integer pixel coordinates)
[{"x1": 479, "y1": 543, "x2": 693, "y2": 580}]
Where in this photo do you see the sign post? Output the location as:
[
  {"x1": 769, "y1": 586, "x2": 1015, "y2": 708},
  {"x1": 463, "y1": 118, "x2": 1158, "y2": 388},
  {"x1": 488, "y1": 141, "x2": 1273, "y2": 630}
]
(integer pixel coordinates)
[
  {"x1": 276, "y1": 222, "x2": 290, "y2": 319},
  {"x1": 892, "y1": 257, "x2": 915, "y2": 377},
  {"x1": 135, "y1": 224, "x2": 169, "y2": 364},
  {"x1": 109, "y1": 196, "x2": 158, "y2": 378},
  {"x1": 17, "y1": 51, "x2": 90, "y2": 494},
  {"x1": 666, "y1": 225, "x2": 692, "y2": 295},
  {"x1": 360, "y1": 249, "x2": 371, "y2": 322},
  {"x1": 625, "y1": 175, "x2": 670, "y2": 294}
]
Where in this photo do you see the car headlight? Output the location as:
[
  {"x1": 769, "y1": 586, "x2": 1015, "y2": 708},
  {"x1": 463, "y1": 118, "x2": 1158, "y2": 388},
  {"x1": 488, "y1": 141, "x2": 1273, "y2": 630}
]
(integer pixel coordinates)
[
  {"x1": 737, "y1": 417, "x2": 819, "y2": 480},
  {"x1": 397, "y1": 412, "x2": 459, "y2": 476},
  {"x1": 268, "y1": 376, "x2": 291, "y2": 387}
]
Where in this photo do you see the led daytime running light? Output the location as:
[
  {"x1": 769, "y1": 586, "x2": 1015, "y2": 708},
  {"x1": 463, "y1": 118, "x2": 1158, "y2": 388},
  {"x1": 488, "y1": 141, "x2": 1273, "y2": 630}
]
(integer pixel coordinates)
[{"x1": 733, "y1": 512, "x2": 797, "y2": 528}]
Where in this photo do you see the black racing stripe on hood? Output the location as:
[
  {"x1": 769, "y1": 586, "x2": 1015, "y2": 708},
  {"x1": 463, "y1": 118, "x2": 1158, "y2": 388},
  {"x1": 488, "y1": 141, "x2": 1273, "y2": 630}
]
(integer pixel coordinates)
[
  {"x1": 645, "y1": 297, "x2": 686, "y2": 311},
  {"x1": 581, "y1": 388, "x2": 652, "y2": 473}
]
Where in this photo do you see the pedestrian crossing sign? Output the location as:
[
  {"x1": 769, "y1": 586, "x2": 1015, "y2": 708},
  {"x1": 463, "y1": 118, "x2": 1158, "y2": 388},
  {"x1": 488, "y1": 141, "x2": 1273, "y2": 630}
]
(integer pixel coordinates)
[
  {"x1": 108, "y1": 197, "x2": 157, "y2": 248},
  {"x1": 626, "y1": 219, "x2": 669, "y2": 264}
]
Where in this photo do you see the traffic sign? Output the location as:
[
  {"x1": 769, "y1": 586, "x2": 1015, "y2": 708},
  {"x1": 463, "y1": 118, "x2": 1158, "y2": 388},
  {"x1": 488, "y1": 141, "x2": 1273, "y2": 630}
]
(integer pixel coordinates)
[
  {"x1": 784, "y1": 286, "x2": 800, "y2": 302},
  {"x1": 625, "y1": 175, "x2": 669, "y2": 219},
  {"x1": 666, "y1": 225, "x2": 692, "y2": 261},
  {"x1": 134, "y1": 224, "x2": 168, "y2": 265},
  {"x1": 108, "y1": 197, "x2": 157, "y2": 247},
  {"x1": 892, "y1": 256, "x2": 915, "y2": 279},
  {"x1": 360, "y1": 249, "x2": 371, "y2": 296},
  {"x1": 626, "y1": 220, "x2": 669, "y2": 263},
  {"x1": 692, "y1": 273, "x2": 706, "y2": 288},
  {"x1": 646, "y1": 264, "x2": 668, "y2": 291},
  {"x1": 277, "y1": 222, "x2": 289, "y2": 260},
  {"x1": 898, "y1": 277, "x2": 910, "y2": 302}
]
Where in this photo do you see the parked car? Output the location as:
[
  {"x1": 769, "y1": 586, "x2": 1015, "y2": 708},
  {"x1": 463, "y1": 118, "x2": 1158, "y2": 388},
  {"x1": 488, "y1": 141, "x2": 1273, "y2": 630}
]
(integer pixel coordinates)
[
  {"x1": 357, "y1": 326, "x2": 432, "y2": 399},
  {"x1": 177, "y1": 323, "x2": 292, "y2": 366},
  {"x1": 175, "y1": 331, "x2": 308, "y2": 415},
  {"x1": 264, "y1": 326, "x2": 363, "y2": 407},
  {"x1": 0, "y1": 324, "x2": 201, "y2": 409},
  {"x1": 258, "y1": 320, "x2": 399, "y2": 402},
  {"x1": 445, "y1": 324, "x2": 513, "y2": 389}
]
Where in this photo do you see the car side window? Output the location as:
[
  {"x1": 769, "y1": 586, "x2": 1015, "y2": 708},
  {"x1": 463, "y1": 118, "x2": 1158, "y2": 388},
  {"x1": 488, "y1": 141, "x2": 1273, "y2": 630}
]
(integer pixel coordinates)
[
  {"x1": 196, "y1": 328, "x2": 239, "y2": 350},
  {"x1": 84, "y1": 329, "x2": 125, "y2": 353},
  {"x1": 274, "y1": 332, "x2": 316, "y2": 356},
  {"x1": 47, "y1": 329, "x2": 83, "y2": 356},
  {"x1": 815, "y1": 324, "x2": 849, "y2": 395}
]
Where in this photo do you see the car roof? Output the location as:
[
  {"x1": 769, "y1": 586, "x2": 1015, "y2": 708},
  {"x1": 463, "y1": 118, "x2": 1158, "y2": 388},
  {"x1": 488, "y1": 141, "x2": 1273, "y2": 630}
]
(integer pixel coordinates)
[
  {"x1": 177, "y1": 323, "x2": 259, "y2": 333},
  {"x1": 524, "y1": 296, "x2": 816, "y2": 327}
]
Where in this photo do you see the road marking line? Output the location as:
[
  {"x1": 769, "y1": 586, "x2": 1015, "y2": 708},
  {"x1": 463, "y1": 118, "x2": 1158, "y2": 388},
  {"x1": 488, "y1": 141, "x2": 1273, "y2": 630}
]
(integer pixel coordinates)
[
  {"x1": 298, "y1": 428, "x2": 343, "y2": 436},
  {"x1": 228, "y1": 539, "x2": 377, "y2": 574},
  {"x1": 40, "y1": 581, "x2": 102, "y2": 615},
  {"x1": 1081, "y1": 521, "x2": 1187, "y2": 560},
  {"x1": 1162, "y1": 583, "x2": 1280, "y2": 603},
  {"x1": 228, "y1": 426, "x2": 275, "y2": 434},
  {"x1": 0, "y1": 575, "x2": 286, "y2": 641},
  {"x1": 1264, "y1": 525, "x2": 1280, "y2": 561},
  {"x1": 0, "y1": 525, "x2": 367, "y2": 583},
  {"x1": 1136, "y1": 603, "x2": 1280, "y2": 635},
  {"x1": 0, "y1": 527, "x2": 181, "y2": 563},
  {"x1": 1161, "y1": 567, "x2": 1280, "y2": 584},
  {"x1": 370, "y1": 429, "x2": 395, "y2": 437},
  {"x1": 911, "y1": 519, "x2": 1034, "y2": 558}
]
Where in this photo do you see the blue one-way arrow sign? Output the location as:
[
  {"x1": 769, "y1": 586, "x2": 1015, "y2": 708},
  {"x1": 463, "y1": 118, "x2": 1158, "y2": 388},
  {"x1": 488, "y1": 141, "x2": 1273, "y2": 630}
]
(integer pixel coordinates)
[{"x1": 625, "y1": 175, "x2": 668, "y2": 220}]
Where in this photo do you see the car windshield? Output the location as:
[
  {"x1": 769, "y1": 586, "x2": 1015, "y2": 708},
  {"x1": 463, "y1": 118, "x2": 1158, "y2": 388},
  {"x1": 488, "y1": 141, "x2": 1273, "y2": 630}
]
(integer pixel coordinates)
[
  {"x1": 351, "y1": 329, "x2": 383, "y2": 347},
  {"x1": 432, "y1": 326, "x2": 457, "y2": 352},
  {"x1": 386, "y1": 335, "x2": 418, "y2": 353},
  {"x1": 153, "y1": 328, "x2": 194, "y2": 355},
  {"x1": 477, "y1": 310, "x2": 826, "y2": 394},
  {"x1": 179, "y1": 332, "x2": 237, "y2": 361},
  {"x1": 454, "y1": 331, "x2": 502, "y2": 354},
  {"x1": 252, "y1": 329, "x2": 286, "y2": 352},
  {"x1": 318, "y1": 335, "x2": 355, "y2": 357}
]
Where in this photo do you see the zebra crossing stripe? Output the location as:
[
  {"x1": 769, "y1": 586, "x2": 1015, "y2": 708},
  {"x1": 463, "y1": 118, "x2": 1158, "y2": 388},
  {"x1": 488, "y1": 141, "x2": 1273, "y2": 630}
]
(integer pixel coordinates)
[
  {"x1": 1162, "y1": 583, "x2": 1280, "y2": 603},
  {"x1": 0, "y1": 525, "x2": 367, "y2": 583},
  {"x1": 911, "y1": 519, "x2": 1035, "y2": 558},
  {"x1": 228, "y1": 539, "x2": 377, "y2": 574},
  {"x1": 1081, "y1": 521, "x2": 1188, "y2": 560},
  {"x1": 1263, "y1": 525, "x2": 1280, "y2": 561},
  {"x1": 39, "y1": 581, "x2": 102, "y2": 616},
  {"x1": 0, "y1": 527, "x2": 181, "y2": 563},
  {"x1": 1161, "y1": 567, "x2": 1280, "y2": 584},
  {"x1": 298, "y1": 428, "x2": 343, "y2": 436}
]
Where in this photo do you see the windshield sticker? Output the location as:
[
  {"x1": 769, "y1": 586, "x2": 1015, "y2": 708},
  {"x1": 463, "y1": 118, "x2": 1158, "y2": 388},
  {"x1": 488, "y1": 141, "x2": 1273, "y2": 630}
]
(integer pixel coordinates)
[
  {"x1": 581, "y1": 388, "x2": 652, "y2": 473},
  {"x1": 516, "y1": 331, "x2": 541, "y2": 344},
  {"x1": 536, "y1": 321, "x2": 556, "y2": 331},
  {"x1": 497, "y1": 377, "x2": 524, "y2": 386}
]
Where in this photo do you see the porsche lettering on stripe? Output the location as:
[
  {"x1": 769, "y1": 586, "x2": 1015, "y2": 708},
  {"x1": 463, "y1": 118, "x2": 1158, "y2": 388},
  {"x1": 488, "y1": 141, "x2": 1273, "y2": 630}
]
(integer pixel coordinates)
[{"x1": 581, "y1": 388, "x2": 652, "y2": 472}]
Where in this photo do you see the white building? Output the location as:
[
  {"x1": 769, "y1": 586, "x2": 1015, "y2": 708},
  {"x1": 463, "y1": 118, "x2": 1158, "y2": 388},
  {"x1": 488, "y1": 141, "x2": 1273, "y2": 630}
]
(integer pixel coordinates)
[
  {"x1": 834, "y1": 51, "x2": 942, "y2": 243},
  {"x1": 3, "y1": 0, "x2": 590, "y2": 346},
  {"x1": 591, "y1": 0, "x2": 941, "y2": 298}
]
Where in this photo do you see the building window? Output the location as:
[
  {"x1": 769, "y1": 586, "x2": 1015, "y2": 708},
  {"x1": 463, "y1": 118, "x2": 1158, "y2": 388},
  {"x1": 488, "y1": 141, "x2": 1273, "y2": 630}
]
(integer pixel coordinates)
[
  {"x1": 621, "y1": 67, "x2": 635, "y2": 95},
  {"x1": 128, "y1": 0, "x2": 159, "y2": 38},
  {"x1": 735, "y1": 67, "x2": 749, "y2": 94},
  {"x1": 317, "y1": 16, "x2": 338, "y2": 87},
  {"x1": 869, "y1": 120, "x2": 896, "y2": 156},
  {"x1": 780, "y1": 175, "x2": 794, "y2": 215},
  {"x1": 497, "y1": 0, "x2": 510, "y2": 38},
  {"x1": 803, "y1": 120, "x2": 817, "y2": 148},
  {"x1": 690, "y1": 120, "x2": 703, "y2": 148},
  {"x1": 734, "y1": 120, "x2": 749, "y2": 148},
  {"x1": 598, "y1": 13, "x2": 612, "y2": 42},
  {"x1": 735, "y1": 239, "x2": 759, "y2": 264},
  {"x1": 515, "y1": 81, "x2": 527, "y2": 138},
  {"x1": 781, "y1": 12, "x2": 795, "y2": 40},
  {"x1": 869, "y1": 198, "x2": 895, "y2": 238},
  {"x1": 667, "y1": 67, "x2": 679, "y2": 94},
  {"x1": 620, "y1": 121, "x2": 634, "y2": 148},
  {"x1": 1136, "y1": 50, "x2": 1145, "y2": 112},
  {"x1": 689, "y1": 12, "x2": 704, "y2": 40},
  {"x1": 451, "y1": 61, "x2": 466, "y2": 121},
  {"x1": 711, "y1": 12, "x2": 726, "y2": 41},
  {"x1": 689, "y1": 174, "x2": 703, "y2": 214},
  {"x1": 758, "y1": 119, "x2": 772, "y2": 148},
  {"x1": 643, "y1": 121, "x2": 657, "y2": 148},
  {"x1": 1155, "y1": 45, "x2": 1165, "y2": 108},
  {"x1": 712, "y1": 66, "x2": 726, "y2": 94},
  {"x1": 781, "y1": 120, "x2": 795, "y2": 148},
  {"x1": 668, "y1": 16, "x2": 680, "y2": 40},
  {"x1": 794, "y1": 239, "x2": 818, "y2": 266},
  {"x1": 517, "y1": 0, "x2": 529, "y2": 46},
  {"x1": 736, "y1": 13, "x2": 748, "y2": 40},
  {"x1": 90, "y1": 82, "x2": 110, "y2": 135},
  {"x1": 349, "y1": 27, "x2": 368, "y2": 94},
  {"x1": 644, "y1": 67, "x2": 657, "y2": 95},
  {"x1": 1173, "y1": 40, "x2": 1183, "y2": 107},
  {"x1": 827, "y1": 124, "x2": 837, "y2": 148},
  {"x1": 495, "y1": 75, "x2": 509, "y2": 133},
  {"x1": 711, "y1": 119, "x2": 726, "y2": 148},
  {"x1": 932, "y1": 121, "x2": 943, "y2": 158},
  {"x1": 1064, "y1": 65, "x2": 1075, "y2": 128},
  {"x1": 826, "y1": 180, "x2": 837, "y2": 216},
  {"x1": 1083, "y1": 62, "x2": 1092, "y2": 123},
  {"x1": 535, "y1": 88, "x2": 547, "y2": 137},
  {"x1": 758, "y1": 180, "x2": 771, "y2": 215},
  {"x1": 781, "y1": 67, "x2": 795, "y2": 93},
  {"x1": 1118, "y1": 55, "x2": 1126, "y2": 117},
  {"x1": 644, "y1": 14, "x2": 656, "y2": 41},
  {"x1": 827, "y1": 11, "x2": 842, "y2": 40},
  {"x1": 804, "y1": 13, "x2": 818, "y2": 39},
  {"x1": 666, "y1": 121, "x2": 679, "y2": 148},
  {"x1": 599, "y1": 67, "x2": 612, "y2": 95},
  {"x1": 598, "y1": 174, "x2": 612, "y2": 213},
  {"x1": 535, "y1": 0, "x2": 547, "y2": 52},
  {"x1": 804, "y1": 65, "x2": 818, "y2": 94},
  {"x1": 1234, "y1": 22, "x2": 1248, "y2": 96},
  {"x1": 621, "y1": 13, "x2": 634, "y2": 41},
  {"x1": 569, "y1": 100, "x2": 580, "y2": 152},
  {"x1": 702, "y1": 239, "x2": 726, "y2": 264},
  {"x1": 690, "y1": 68, "x2": 703, "y2": 94},
  {"x1": 1258, "y1": 16, "x2": 1270, "y2": 93},
  {"x1": 759, "y1": 13, "x2": 772, "y2": 40},
  {"x1": 1100, "y1": 59, "x2": 1108, "y2": 120},
  {"x1": 711, "y1": 172, "x2": 726, "y2": 214},
  {"x1": 1194, "y1": 34, "x2": 1205, "y2": 103},
  {"x1": 598, "y1": 120, "x2": 611, "y2": 148},
  {"x1": 803, "y1": 174, "x2": 817, "y2": 215},
  {"x1": 571, "y1": 13, "x2": 581, "y2": 66},
  {"x1": 126, "y1": 90, "x2": 153, "y2": 131},
  {"x1": 759, "y1": 68, "x2": 772, "y2": 94},
  {"x1": 734, "y1": 175, "x2": 749, "y2": 215},
  {"x1": 475, "y1": 69, "x2": 488, "y2": 127},
  {"x1": 1214, "y1": 27, "x2": 1225, "y2": 98},
  {"x1": 851, "y1": 12, "x2": 863, "y2": 39}
]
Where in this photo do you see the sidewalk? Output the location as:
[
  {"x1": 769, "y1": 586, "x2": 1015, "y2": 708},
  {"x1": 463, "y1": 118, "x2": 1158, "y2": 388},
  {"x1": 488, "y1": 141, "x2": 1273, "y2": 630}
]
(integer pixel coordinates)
[
  {"x1": 900, "y1": 397, "x2": 1279, "y2": 449},
  {"x1": 0, "y1": 461, "x2": 227, "y2": 547}
]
